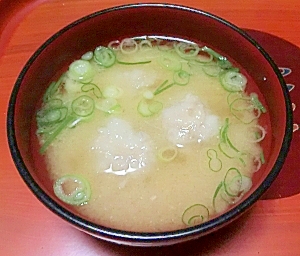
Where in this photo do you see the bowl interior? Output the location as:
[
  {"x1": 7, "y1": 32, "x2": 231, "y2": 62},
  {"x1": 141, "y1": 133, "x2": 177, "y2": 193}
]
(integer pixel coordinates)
[{"x1": 8, "y1": 4, "x2": 292, "y2": 245}]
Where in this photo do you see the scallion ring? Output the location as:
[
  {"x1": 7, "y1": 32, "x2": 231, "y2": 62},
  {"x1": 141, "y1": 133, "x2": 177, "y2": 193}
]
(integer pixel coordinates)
[
  {"x1": 68, "y1": 59, "x2": 95, "y2": 82},
  {"x1": 220, "y1": 71, "x2": 247, "y2": 92},
  {"x1": 173, "y1": 70, "x2": 190, "y2": 85},
  {"x1": 174, "y1": 42, "x2": 200, "y2": 59},
  {"x1": 94, "y1": 46, "x2": 116, "y2": 68},
  {"x1": 81, "y1": 83, "x2": 102, "y2": 98},
  {"x1": 53, "y1": 174, "x2": 91, "y2": 206},
  {"x1": 158, "y1": 146, "x2": 178, "y2": 162},
  {"x1": 182, "y1": 204, "x2": 209, "y2": 226},
  {"x1": 120, "y1": 38, "x2": 138, "y2": 54},
  {"x1": 223, "y1": 167, "x2": 242, "y2": 197},
  {"x1": 71, "y1": 95, "x2": 95, "y2": 117}
]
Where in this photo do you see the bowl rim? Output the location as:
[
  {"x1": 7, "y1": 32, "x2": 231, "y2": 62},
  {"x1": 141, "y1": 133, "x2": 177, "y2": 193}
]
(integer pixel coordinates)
[{"x1": 7, "y1": 2, "x2": 293, "y2": 244}]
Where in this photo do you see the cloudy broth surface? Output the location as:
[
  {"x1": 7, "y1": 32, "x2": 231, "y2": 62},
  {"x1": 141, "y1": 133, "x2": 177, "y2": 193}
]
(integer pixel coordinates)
[{"x1": 36, "y1": 37, "x2": 269, "y2": 232}]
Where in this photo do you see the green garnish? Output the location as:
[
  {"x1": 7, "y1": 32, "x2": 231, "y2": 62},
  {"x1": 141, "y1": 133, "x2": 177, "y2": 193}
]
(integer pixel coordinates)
[
  {"x1": 220, "y1": 71, "x2": 247, "y2": 92},
  {"x1": 207, "y1": 149, "x2": 222, "y2": 172},
  {"x1": 117, "y1": 60, "x2": 152, "y2": 65},
  {"x1": 157, "y1": 146, "x2": 178, "y2": 162},
  {"x1": 71, "y1": 95, "x2": 95, "y2": 117},
  {"x1": 182, "y1": 204, "x2": 209, "y2": 226},
  {"x1": 68, "y1": 59, "x2": 95, "y2": 82},
  {"x1": 53, "y1": 174, "x2": 91, "y2": 205},
  {"x1": 153, "y1": 80, "x2": 175, "y2": 95},
  {"x1": 81, "y1": 83, "x2": 102, "y2": 98},
  {"x1": 94, "y1": 46, "x2": 116, "y2": 67},
  {"x1": 137, "y1": 99, "x2": 163, "y2": 117}
]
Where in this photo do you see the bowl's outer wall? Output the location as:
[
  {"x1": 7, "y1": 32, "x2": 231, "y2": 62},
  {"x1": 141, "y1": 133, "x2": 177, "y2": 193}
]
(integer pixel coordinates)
[{"x1": 10, "y1": 4, "x2": 290, "y2": 245}]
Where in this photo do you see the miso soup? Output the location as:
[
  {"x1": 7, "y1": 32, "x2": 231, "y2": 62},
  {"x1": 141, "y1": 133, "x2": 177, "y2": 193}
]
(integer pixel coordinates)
[{"x1": 36, "y1": 37, "x2": 269, "y2": 232}]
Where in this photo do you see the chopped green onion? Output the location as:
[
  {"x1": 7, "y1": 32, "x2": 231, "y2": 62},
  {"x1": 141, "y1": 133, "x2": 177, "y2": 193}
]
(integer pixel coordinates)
[
  {"x1": 81, "y1": 51, "x2": 93, "y2": 61},
  {"x1": 137, "y1": 99, "x2": 163, "y2": 117},
  {"x1": 96, "y1": 98, "x2": 121, "y2": 114},
  {"x1": 139, "y1": 39, "x2": 153, "y2": 51},
  {"x1": 201, "y1": 46, "x2": 233, "y2": 69},
  {"x1": 213, "y1": 181, "x2": 224, "y2": 209},
  {"x1": 40, "y1": 114, "x2": 77, "y2": 154},
  {"x1": 81, "y1": 83, "x2": 102, "y2": 98},
  {"x1": 71, "y1": 95, "x2": 95, "y2": 117},
  {"x1": 202, "y1": 64, "x2": 223, "y2": 77},
  {"x1": 94, "y1": 46, "x2": 116, "y2": 68},
  {"x1": 37, "y1": 107, "x2": 68, "y2": 126},
  {"x1": 153, "y1": 80, "x2": 174, "y2": 95},
  {"x1": 68, "y1": 59, "x2": 95, "y2": 82},
  {"x1": 182, "y1": 204, "x2": 209, "y2": 226},
  {"x1": 157, "y1": 146, "x2": 178, "y2": 162},
  {"x1": 229, "y1": 97, "x2": 261, "y2": 124},
  {"x1": 173, "y1": 70, "x2": 190, "y2": 85},
  {"x1": 143, "y1": 90, "x2": 154, "y2": 100},
  {"x1": 260, "y1": 151, "x2": 265, "y2": 164},
  {"x1": 43, "y1": 74, "x2": 65, "y2": 102},
  {"x1": 250, "y1": 93, "x2": 267, "y2": 113},
  {"x1": 159, "y1": 53, "x2": 182, "y2": 71},
  {"x1": 120, "y1": 38, "x2": 138, "y2": 54},
  {"x1": 207, "y1": 149, "x2": 222, "y2": 172},
  {"x1": 53, "y1": 174, "x2": 91, "y2": 205},
  {"x1": 174, "y1": 42, "x2": 200, "y2": 59},
  {"x1": 108, "y1": 40, "x2": 120, "y2": 51},
  {"x1": 102, "y1": 86, "x2": 123, "y2": 99},
  {"x1": 220, "y1": 71, "x2": 247, "y2": 92},
  {"x1": 117, "y1": 60, "x2": 151, "y2": 65},
  {"x1": 224, "y1": 167, "x2": 242, "y2": 197}
]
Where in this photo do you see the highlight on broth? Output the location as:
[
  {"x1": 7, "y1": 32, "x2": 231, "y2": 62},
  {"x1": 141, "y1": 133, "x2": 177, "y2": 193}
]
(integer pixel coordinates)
[{"x1": 36, "y1": 36, "x2": 268, "y2": 232}]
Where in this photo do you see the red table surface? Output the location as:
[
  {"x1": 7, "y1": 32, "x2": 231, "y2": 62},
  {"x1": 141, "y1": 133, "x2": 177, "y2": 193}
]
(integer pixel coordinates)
[{"x1": 1, "y1": 1, "x2": 300, "y2": 255}]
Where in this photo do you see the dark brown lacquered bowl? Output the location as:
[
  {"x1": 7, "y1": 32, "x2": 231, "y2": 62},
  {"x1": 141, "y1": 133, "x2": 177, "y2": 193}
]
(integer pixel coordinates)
[{"x1": 7, "y1": 3, "x2": 293, "y2": 246}]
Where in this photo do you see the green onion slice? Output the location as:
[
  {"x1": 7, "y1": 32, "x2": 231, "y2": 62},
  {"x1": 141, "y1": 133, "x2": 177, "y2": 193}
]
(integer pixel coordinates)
[
  {"x1": 139, "y1": 39, "x2": 153, "y2": 51},
  {"x1": 213, "y1": 181, "x2": 224, "y2": 210},
  {"x1": 174, "y1": 42, "x2": 200, "y2": 59},
  {"x1": 153, "y1": 80, "x2": 175, "y2": 95},
  {"x1": 173, "y1": 70, "x2": 190, "y2": 85},
  {"x1": 137, "y1": 99, "x2": 163, "y2": 117},
  {"x1": 94, "y1": 46, "x2": 116, "y2": 68},
  {"x1": 68, "y1": 60, "x2": 95, "y2": 82},
  {"x1": 201, "y1": 46, "x2": 233, "y2": 69},
  {"x1": 202, "y1": 64, "x2": 223, "y2": 77},
  {"x1": 120, "y1": 38, "x2": 138, "y2": 54},
  {"x1": 108, "y1": 40, "x2": 120, "y2": 51},
  {"x1": 220, "y1": 71, "x2": 247, "y2": 92},
  {"x1": 71, "y1": 95, "x2": 95, "y2": 117},
  {"x1": 43, "y1": 74, "x2": 65, "y2": 102},
  {"x1": 157, "y1": 146, "x2": 178, "y2": 162},
  {"x1": 207, "y1": 149, "x2": 222, "y2": 172},
  {"x1": 182, "y1": 204, "x2": 209, "y2": 226},
  {"x1": 102, "y1": 86, "x2": 123, "y2": 99},
  {"x1": 250, "y1": 93, "x2": 267, "y2": 113},
  {"x1": 96, "y1": 98, "x2": 121, "y2": 114},
  {"x1": 81, "y1": 51, "x2": 93, "y2": 61},
  {"x1": 159, "y1": 53, "x2": 182, "y2": 71},
  {"x1": 81, "y1": 83, "x2": 102, "y2": 98},
  {"x1": 40, "y1": 114, "x2": 77, "y2": 154},
  {"x1": 223, "y1": 168, "x2": 243, "y2": 197},
  {"x1": 230, "y1": 98, "x2": 261, "y2": 124},
  {"x1": 53, "y1": 174, "x2": 91, "y2": 205},
  {"x1": 37, "y1": 107, "x2": 68, "y2": 126},
  {"x1": 117, "y1": 60, "x2": 151, "y2": 65}
]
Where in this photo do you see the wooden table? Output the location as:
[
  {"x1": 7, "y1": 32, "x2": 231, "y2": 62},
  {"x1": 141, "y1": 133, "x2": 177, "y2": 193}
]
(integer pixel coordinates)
[{"x1": 1, "y1": 0, "x2": 300, "y2": 255}]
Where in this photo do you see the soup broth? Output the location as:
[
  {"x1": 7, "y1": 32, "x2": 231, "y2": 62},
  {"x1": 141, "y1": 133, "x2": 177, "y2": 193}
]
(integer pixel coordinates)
[{"x1": 36, "y1": 37, "x2": 269, "y2": 232}]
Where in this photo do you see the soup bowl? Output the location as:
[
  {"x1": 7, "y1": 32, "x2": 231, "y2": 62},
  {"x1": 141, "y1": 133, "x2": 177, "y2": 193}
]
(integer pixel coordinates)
[{"x1": 7, "y1": 3, "x2": 293, "y2": 246}]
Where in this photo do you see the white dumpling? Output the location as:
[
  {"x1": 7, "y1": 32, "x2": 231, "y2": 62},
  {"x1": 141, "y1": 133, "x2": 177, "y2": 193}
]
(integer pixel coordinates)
[
  {"x1": 162, "y1": 94, "x2": 220, "y2": 146},
  {"x1": 91, "y1": 118, "x2": 154, "y2": 175}
]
